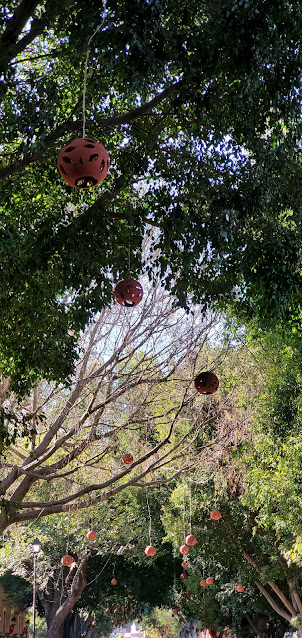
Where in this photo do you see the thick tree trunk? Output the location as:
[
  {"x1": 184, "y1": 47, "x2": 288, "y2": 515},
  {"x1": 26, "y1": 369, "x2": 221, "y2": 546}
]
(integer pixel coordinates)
[{"x1": 41, "y1": 559, "x2": 88, "y2": 638}]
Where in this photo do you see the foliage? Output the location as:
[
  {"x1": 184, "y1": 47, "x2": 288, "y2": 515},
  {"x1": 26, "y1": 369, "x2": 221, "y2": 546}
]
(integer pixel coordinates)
[
  {"x1": 0, "y1": 0, "x2": 302, "y2": 391},
  {"x1": 0, "y1": 570, "x2": 32, "y2": 609}
]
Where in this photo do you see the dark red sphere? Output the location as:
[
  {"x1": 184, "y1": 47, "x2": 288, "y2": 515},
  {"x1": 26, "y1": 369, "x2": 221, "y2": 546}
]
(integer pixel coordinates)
[
  {"x1": 185, "y1": 534, "x2": 197, "y2": 546},
  {"x1": 61, "y1": 554, "x2": 74, "y2": 566},
  {"x1": 210, "y1": 510, "x2": 222, "y2": 521},
  {"x1": 195, "y1": 371, "x2": 219, "y2": 395},
  {"x1": 114, "y1": 279, "x2": 143, "y2": 307},
  {"x1": 57, "y1": 137, "x2": 109, "y2": 189},
  {"x1": 122, "y1": 453, "x2": 134, "y2": 465}
]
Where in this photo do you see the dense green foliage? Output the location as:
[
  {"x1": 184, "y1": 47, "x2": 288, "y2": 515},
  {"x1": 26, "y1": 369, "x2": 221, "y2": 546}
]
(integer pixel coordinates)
[{"x1": 0, "y1": 0, "x2": 301, "y2": 392}]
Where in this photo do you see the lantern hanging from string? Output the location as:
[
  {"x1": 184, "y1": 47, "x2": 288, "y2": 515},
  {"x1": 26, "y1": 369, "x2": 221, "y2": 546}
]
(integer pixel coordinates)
[
  {"x1": 111, "y1": 577, "x2": 117, "y2": 585},
  {"x1": 236, "y1": 584, "x2": 245, "y2": 593},
  {"x1": 194, "y1": 371, "x2": 219, "y2": 395},
  {"x1": 200, "y1": 579, "x2": 207, "y2": 587},
  {"x1": 210, "y1": 510, "x2": 221, "y2": 520},
  {"x1": 114, "y1": 279, "x2": 143, "y2": 307},
  {"x1": 144, "y1": 545, "x2": 157, "y2": 557},
  {"x1": 179, "y1": 544, "x2": 189, "y2": 555},
  {"x1": 206, "y1": 577, "x2": 214, "y2": 585},
  {"x1": 57, "y1": 138, "x2": 109, "y2": 189},
  {"x1": 87, "y1": 529, "x2": 96, "y2": 540},
  {"x1": 181, "y1": 561, "x2": 188, "y2": 568},
  {"x1": 122, "y1": 453, "x2": 134, "y2": 465},
  {"x1": 61, "y1": 554, "x2": 74, "y2": 566},
  {"x1": 185, "y1": 534, "x2": 197, "y2": 546},
  {"x1": 180, "y1": 572, "x2": 188, "y2": 579}
]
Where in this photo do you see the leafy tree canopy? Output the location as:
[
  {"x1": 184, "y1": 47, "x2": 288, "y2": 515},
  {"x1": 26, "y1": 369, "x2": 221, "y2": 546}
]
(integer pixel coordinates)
[{"x1": 0, "y1": 0, "x2": 301, "y2": 392}]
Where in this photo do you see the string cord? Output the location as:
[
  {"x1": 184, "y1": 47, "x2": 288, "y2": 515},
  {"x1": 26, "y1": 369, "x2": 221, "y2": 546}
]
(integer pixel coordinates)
[
  {"x1": 83, "y1": 9, "x2": 106, "y2": 138},
  {"x1": 145, "y1": 489, "x2": 152, "y2": 545}
]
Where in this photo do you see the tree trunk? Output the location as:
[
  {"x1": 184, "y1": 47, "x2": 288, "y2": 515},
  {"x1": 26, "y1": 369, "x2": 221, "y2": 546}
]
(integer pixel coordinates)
[{"x1": 40, "y1": 559, "x2": 88, "y2": 638}]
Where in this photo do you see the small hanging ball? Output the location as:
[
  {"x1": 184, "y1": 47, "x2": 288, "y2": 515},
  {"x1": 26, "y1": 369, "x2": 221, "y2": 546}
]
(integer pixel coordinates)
[
  {"x1": 194, "y1": 371, "x2": 219, "y2": 395},
  {"x1": 57, "y1": 137, "x2": 109, "y2": 189},
  {"x1": 186, "y1": 590, "x2": 192, "y2": 596},
  {"x1": 181, "y1": 561, "x2": 188, "y2": 568},
  {"x1": 92, "y1": 621, "x2": 97, "y2": 626},
  {"x1": 86, "y1": 529, "x2": 96, "y2": 540},
  {"x1": 236, "y1": 584, "x2": 245, "y2": 593},
  {"x1": 172, "y1": 610, "x2": 179, "y2": 616},
  {"x1": 144, "y1": 545, "x2": 157, "y2": 557},
  {"x1": 61, "y1": 554, "x2": 74, "y2": 566},
  {"x1": 114, "y1": 279, "x2": 144, "y2": 307},
  {"x1": 111, "y1": 578, "x2": 118, "y2": 585},
  {"x1": 206, "y1": 577, "x2": 214, "y2": 585},
  {"x1": 210, "y1": 510, "x2": 222, "y2": 520},
  {"x1": 200, "y1": 580, "x2": 207, "y2": 587},
  {"x1": 179, "y1": 544, "x2": 189, "y2": 555},
  {"x1": 180, "y1": 572, "x2": 188, "y2": 579},
  {"x1": 122, "y1": 452, "x2": 134, "y2": 465},
  {"x1": 179, "y1": 618, "x2": 184, "y2": 623},
  {"x1": 105, "y1": 608, "x2": 111, "y2": 614},
  {"x1": 181, "y1": 597, "x2": 187, "y2": 604},
  {"x1": 185, "y1": 534, "x2": 197, "y2": 546}
]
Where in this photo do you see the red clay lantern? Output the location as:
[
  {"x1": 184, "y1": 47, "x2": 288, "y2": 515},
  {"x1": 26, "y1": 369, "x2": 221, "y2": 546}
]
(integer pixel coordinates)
[
  {"x1": 144, "y1": 545, "x2": 157, "y2": 557},
  {"x1": 87, "y1": 529, "x2": 96, "y2": 540},
  {"x1": 236, "y1": 584, "x2": 245, "y2": 593},
  {"x1": 210, "y1": 510, "x2": 221, "y2": 520},
  {"x1": 206, "y1": 577, "x2": 214, "y2": 585},
  {"x1": 186, "y1": 590, "x2": 192, "y2": 596},
  {"x1": 172, "y1": 610, "x2": 179, "y2": 616},
  {"x1": 179, "y1": 544, "x2": 189, "y2": 555},
  {"x1": 122, "y1": 452, "x2": 134, "y2": 464},
  {"x1": 105, "y1": 608, "x2": 111, "y2": 614},
  {"x1": 180, "y1": 572, "x2": 188, "y2": 579},
  {"x1": 114, "y1": 279, "x2": 143, "y2": 307},
  {"x1": 61, "y1": 554, "x2": 74, "y2": 566},
  {"x1": 9, "y1": 626, "x2": 14, "y2": 634},
  {"x1": 195, "y1": 371, "x2": 219, "y2": 395},
  {"x1": 179, "y1": 618, "x2": 184, "y2": 623},
  {"x1": 181, "y1": 597, "x2": 187, "y2": 604},
  {"x1": 111, "y1": 578, "x2": 118, "y2": 585},
  {"x1": 57, "y1": 137, "x2": 109, "y2": 189},
  {"x1": 181, "y1": 561, "x2": 188, "y2": 568},
  {"x1": 200, "y1": 580, "x2": 207, "y2": 587},
  {"x1": 185, "y1": 534, "x2": 197, "y2": 546},
  {"x1": 92, "y1": 621, "x2": 97, "y2": 626}
]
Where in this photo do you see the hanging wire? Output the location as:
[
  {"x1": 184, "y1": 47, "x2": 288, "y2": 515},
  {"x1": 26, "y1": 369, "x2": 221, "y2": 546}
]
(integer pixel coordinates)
[
  {"x1": 66, "y1": 507, "x2": 71, "y2": 553},
  {"x1": 189, "y1": 480, "x2": 192, "y2": 535},
  {"x1": 182, "y1": 477, "x2": 186, "y2": 542},
  {"x1": 82, "y1": 7, "x2": 107, "y2": 138},
  {"x1": 145, "y1": 489, "x2": 152, "y2": 545}
]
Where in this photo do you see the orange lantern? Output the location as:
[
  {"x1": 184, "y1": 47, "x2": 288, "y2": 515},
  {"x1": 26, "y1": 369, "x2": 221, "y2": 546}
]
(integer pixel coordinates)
[
  {"x1": 57, "y1": 138, "x2": 109, "y2": 188},
  {"x1": 210, "y1": 510, "x2": 221, "y2": 520},
  {"x1": 144, "y1": 545, "x2": 157, "y2": 557},
  {"x1": 111, "y1": 578, "x2": 117, "y2": 585},
  {"x1": 195, "y1": 371, "x2": 219, "y2": 395},
  {"x1": 185, "y1": 534, "x2": 197, "y2": 546},
  {"x1": 114, "y1": 279, "x2": 143, "y2": 307},
  {"x1": 181, "y1": 561, "x2": 188, "y2": 568},
  {"x1": 122, "y1": 453, "x2": 134, "y2": 464},
  {"x1": 236, "y1": 584, "x2": 245, "y2": 593},
  {"x1": 87, "y1": 530, "x2": 96, "y2": 540},
  {"x1": 200, "y1": 580, "x2": 207, "y2": 587},
  {"x1": 61, "y1": 554, "x2": 74, "y2": 566},
  {"x1": 179, "y1": 544, "x2": 189, "y2": 555},
  {"x1": 206, "y1": 577, "x2": 214, "y2": 585}
]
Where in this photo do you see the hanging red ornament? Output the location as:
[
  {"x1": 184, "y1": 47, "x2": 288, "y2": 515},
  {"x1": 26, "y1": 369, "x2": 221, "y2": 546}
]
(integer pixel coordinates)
[
  {"x1": 200, "y1": 580, "x2": 207, "y2": 587},
  {"x1": 194, "y1": 372, "x2": 219, "y2": 395},
  {"x1": 144, "y1": 545, "x2": 157, "y2": 557},
  {"x1": 236, "y1": 584, "x2": 245, "y2": 593},
  {"x1": 111, "y1": 578, "x2": 118, "y2": 585},
  {"x1": 9, "y1": 626, "x2": 14, "y2": 634},
  {"x1": 180, "y1": 572, "x2": 188, "y2": 579},
  {"x1": 61, "y1": 555, "x2": 74, "y2": 566},
  {"x1": 185, "y1": 534, "x2": 197, "y2": 546},
  {"x1": 206, "y1": 577, "x2": 214, "y2": 585},
  {"x1": 179, "y1": 618, "x2": 184, "y2": 623},
  {"x1": 172, "y1": 610, "x2": 179, "y2": 616},
  {"x1": 181, "y1": 561, "x2": 188, "y2": 568},
  {"x1": 186, "y1": 591, "x2": 192, "y2": 596},
  {"x1": 122, "y1": 453, "x2": 134, "y2": 465},
  {"x1": 181, "y1": 597, "x2": 187, "y2": 604},
  {"x1": 92, "y1": 621, "x2": 97, "y2": 626},
  {"x1": 114, "y1": 279, "x2": 143, "y2": 307},
  {"x1": 86, "y1": 530, "x2": 96, "y2": 540},
  {"x1": 210, "y1": 510, "x2": 221, "y2": 520},
  {"x1": 179, "y1": 544, "x2": 189, "y2": 555},
  {"x1": 57, "y1": 138, "x2": 109, "y2": 189},
  {"x1": 105, "y1": 608, "x2": 111, "y2": 614}
]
